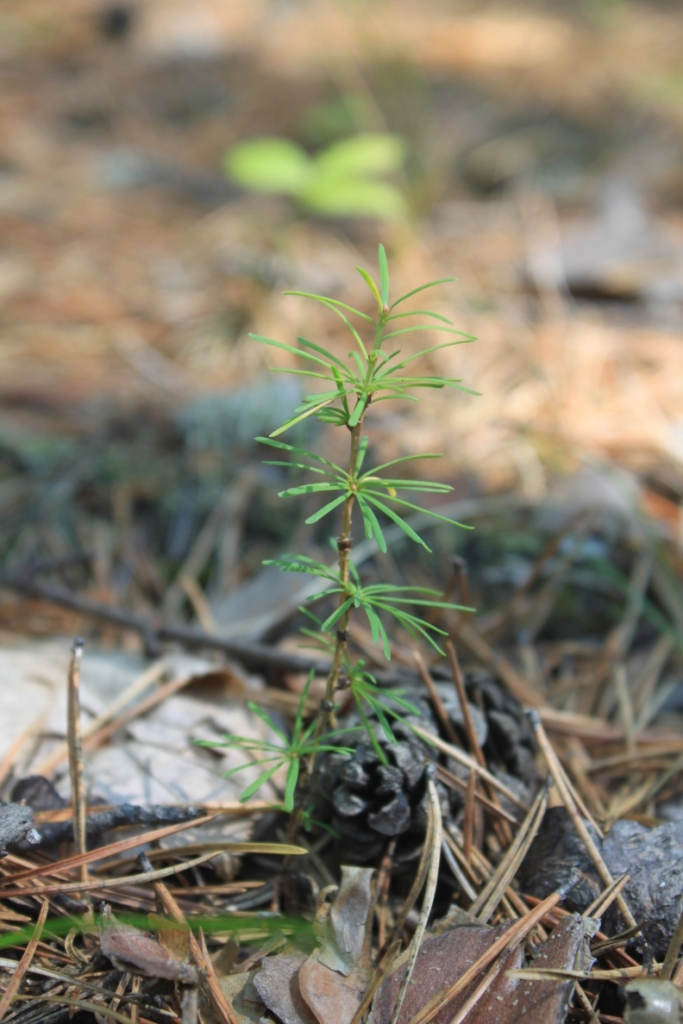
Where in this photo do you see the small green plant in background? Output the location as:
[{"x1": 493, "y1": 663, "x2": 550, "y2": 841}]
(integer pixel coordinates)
[
  {"x1": 224, "y1": 133, "x2": 407, "y2": 219},
  {"x1": 202, "y1": 245, "x2": 478, "y2": 830}
]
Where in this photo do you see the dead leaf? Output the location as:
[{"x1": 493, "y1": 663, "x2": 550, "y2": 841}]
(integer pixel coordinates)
[
  {"x1": 370, "y1": 925, "x2": 523, "y2": 1024},
  {"x1": 253, "y1": 953, "x2": 317, "y2": 1024},
  {"x1": 299, "y1": 954, "x2": 369, "y2": 1024},
  {"x1": 315, "y1": 866, "x2": 376, "y2": 976},
  {"x1": 509, "y1": 915, "x2": 597, "y2": 1024},
  {"x1": 218, "y1": 971, "x2": 266, "y2": 1024},
  {"x1": 99, "y1": 905, "x2": 198, "y2": 985},
  {"x1": 148, "y1": 913, "x2": 192, "y2": 965},
  {"x1": 253, "y1": 867, "x2": 376, "y2": 1024}
]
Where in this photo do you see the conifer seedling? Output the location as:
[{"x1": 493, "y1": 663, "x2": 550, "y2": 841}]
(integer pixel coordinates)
[{"x1": 199, "y1": 245, "x2": 478, "y2": 834}]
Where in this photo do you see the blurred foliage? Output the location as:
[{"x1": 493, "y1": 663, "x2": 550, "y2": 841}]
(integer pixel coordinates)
[{"x1": 224, "y1": 133, "x2": 407, "y2": 219}]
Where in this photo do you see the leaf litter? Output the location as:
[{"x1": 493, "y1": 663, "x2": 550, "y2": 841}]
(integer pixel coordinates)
[
  {"x1": 2, "y1": 3, "x2": 683, "y2": 1023},
  {"x1": 2, "y1": 480, "x2": 683, "y2": 1024}
]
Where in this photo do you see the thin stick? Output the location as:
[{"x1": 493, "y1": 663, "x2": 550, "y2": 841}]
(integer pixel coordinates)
[
  {"x1": 451, "y1": 620, "x2": 541, "y2": 707},
  {"x1": 0, "y1": 850, "x2": 235, "y2": 899},
  {"x1": 67, "y1": 639, "x2": 87, "y2": 884},
  {"x1": 448, "y1": 953, "x2": 508, "y2": 1024},
  {"x1": 440, "y1": 838, "x2": 477, "y2": 903},
  {"x1": 447, "y1": 639, "x2": 514, "y2": 848},
  {"x1": 508, "y1": 965, "x2": 662, "y2": 982},
  {"x1": 391, "y1": 772, "x2": 442, "y2": 1024},
  {"x1": 574, "y1": 983, "x2": 600, "y2": 1024},
  {"x1": 413, "y1": 652, "x2": 459, "y2": 745},
  {"x1": 0, "y1": 715, "x2": 46, "y2": 790},
  {"x1": 614, "y1": 664, "x2": 635, "y2": 755},
  {"x1": 436, "y1": 765, "x2": 518, "y2": 825},
  {"x1": 376, "y1": 840, "x2": 397, "y2": 950},
  {"x1": 661, "y1": 907, "x2": 683, "y2": 981},
  {"x1": 406, "y1": 891, "x2": 562, "y2": 1024},
  {"x1": 673, "y1": 953, "x2": 683, "y2": 988},
  {"x1": 609, "y1": 749, "x2": 683, "y2": 824},
  {"x1": 410, "y1": 726, "x2": 526, "y2": 809},
  {"x1": 83, "y1": 672, "x2": 204, "y2": 753},
  {"x1": 11, "y1": 995, "x2": 157, "y2": 1024},
  {"x1": 446, "y1": 641, "x2": 485, "y2": 767},
  {"x1": 443, "y1": 828, "x2": 482, "y2": 886},
  {"x1": 1, "y1": 813, "x2": 218, "y2": 886},
  {"x1": 0, "y1": 572, "x2": 333, "y2": 676},
  {"x1": 529, "y1": 711, "x2": 637, "y2": 930},
  {"x1": 36, "y1": 661, "x2": 165, "y2": 777},
  {"x1": 129, "y1": 976, "x2": 140, "y2": 1024},
  {"x1": 349, "y1": 940, "x2": 402, "y2": 1024},
  {"x1": 583, "y1": 874, "x2": 630, "y2": 920},
  {"x1": 0, "y1": 899, "x2": 49, "y2": 1022},
  {"x1": 385, "y1": 796, "x2": 435, "y2": 950},
  {"x1": 462, "y1": 770, "x2": 475, "y2": 864},
  {"x1": 470, "y1": 783, "x2": 548, "y2": 923},
  {"x1": 547, "y1": 737, "x2": 603, "y2": 840},
  {"x1": 148, "y1": 866, "x2": 239, "y2": 1024}
]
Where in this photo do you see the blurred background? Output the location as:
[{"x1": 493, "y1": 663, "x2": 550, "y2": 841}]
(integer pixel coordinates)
[{"x1": 1, "y1": 0, "x2": 683, "y2": 645}]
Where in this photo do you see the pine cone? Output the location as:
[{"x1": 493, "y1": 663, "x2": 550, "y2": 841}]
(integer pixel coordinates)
[
  {"x1": 311, "y1": 668, "x2": 538, "y2": 859},
  {"x1": 312, "y1": 720, "x2": 442, "y2": 859}
]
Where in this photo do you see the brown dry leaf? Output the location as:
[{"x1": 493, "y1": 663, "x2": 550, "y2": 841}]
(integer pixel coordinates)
[
  {"x1": 315, "y1": 866, "x2": 376, "y2": 976},
  {"x1": 296, "y1": 865, "x2": 375, "y2": 1024},
  {"x1": 253, "y1": 867, "x2": 376, "y2": 1024},
  {"x1": 298, "y1": 954, "x2": 370, "y2": 1024},
  {"x1": 253, "y1": 953, "x2": 317, "y2": 1024},
  {"x1": 372, "y1": 913, "x2": 596, "y2": 1024},
  {"x1": 148, "y1": 913, "x2": 192, "y2": 965},
  {"x1": 370, "y1": 925, "x2": 523, "y2": 1024},
  {"x1": 510, "y1": 915, "x2": 597, "y2": 1024},
  {"x1": 217, "y1": 970, "x2": 265, "y2": 1024},
  {"x1": 99, "y1": 905, "x2": 198, "y2": 985}
]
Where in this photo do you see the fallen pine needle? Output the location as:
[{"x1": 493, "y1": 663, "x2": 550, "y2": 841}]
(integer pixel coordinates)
[{"x1": 0, "y1": 899, "x2": 49, "y2": 1022}]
